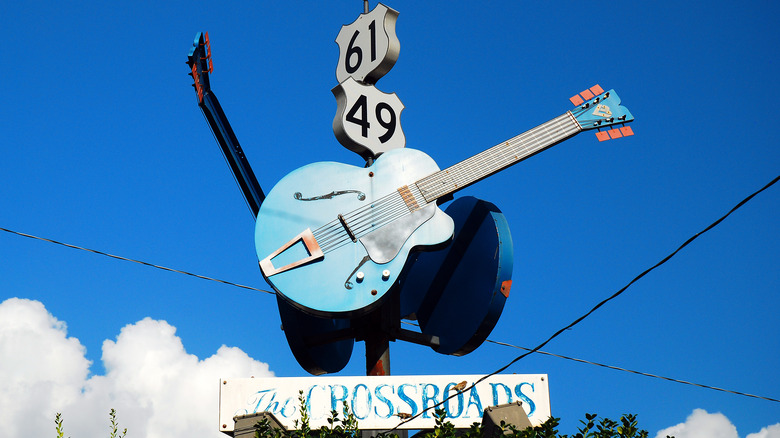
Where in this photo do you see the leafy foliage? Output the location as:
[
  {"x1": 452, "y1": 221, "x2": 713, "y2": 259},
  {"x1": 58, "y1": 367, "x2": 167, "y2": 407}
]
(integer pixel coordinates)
[
  {"x1": 255, "y1": 391, "x2": 361, "y2": 438},
  {"x1": 53, "y1": 398, "x2": 664, "y2": 438},
  {"x1": 55, "y1": 412, "x2": 68, "y2": 438},
  {"x1": 53, "y1": 409, "x2": 126, "y2": 438},
  {"x1": 109, "y1": 408, "x2": 127, "y2": 438},
  {"x1": 251, "y1": 395, "x2": 664, "y2": 438}
]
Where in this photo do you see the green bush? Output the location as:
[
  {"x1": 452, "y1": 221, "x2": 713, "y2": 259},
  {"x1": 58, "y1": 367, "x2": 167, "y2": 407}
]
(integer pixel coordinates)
[
  {"x1": 53, "y1": 395, "x2": 665, "y2": 438},
  {"x1": 251, "y1": 391, "x2": 663, "y2": 438}
]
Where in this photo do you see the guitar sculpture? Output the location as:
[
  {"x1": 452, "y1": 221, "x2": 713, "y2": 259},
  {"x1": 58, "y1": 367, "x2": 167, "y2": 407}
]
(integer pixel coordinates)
[{"x1": 256, "y1": 86, "x2": 634, "y2": 316}]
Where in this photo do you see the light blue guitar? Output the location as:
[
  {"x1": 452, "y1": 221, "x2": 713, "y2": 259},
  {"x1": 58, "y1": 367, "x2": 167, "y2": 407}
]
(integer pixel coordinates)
[{"x1": 255, "y1": 87, "x2": 634, "y2": 316}]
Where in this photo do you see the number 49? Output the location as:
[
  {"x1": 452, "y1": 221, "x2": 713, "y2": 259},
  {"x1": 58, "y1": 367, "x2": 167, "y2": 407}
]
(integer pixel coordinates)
[{"x1": 346, "y1": 94, "x2": 397, "y2": 144}]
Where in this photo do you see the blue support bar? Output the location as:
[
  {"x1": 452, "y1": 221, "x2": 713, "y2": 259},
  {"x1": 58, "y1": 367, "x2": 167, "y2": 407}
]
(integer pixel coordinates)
[{"x1": 187, "y1": 32, "x2": 265, "y2": 217}]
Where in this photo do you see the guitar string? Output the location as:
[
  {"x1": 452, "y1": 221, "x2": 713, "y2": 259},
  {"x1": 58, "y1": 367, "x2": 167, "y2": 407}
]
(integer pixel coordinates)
[
  {"x1": 318, "y1": 114, "x2": 579, "y2": 253},
  {"x1": 313, "y1": 173, "x2": 433, "y2": 251},
  {"x1": 316, "y1": 208, "x2": 394, "y2": 252},
  {"x1": 266, "y1": 109, "x2": 596, "y2": 265},
  {"x1": 313, "y1": 192, "x2": 401, "y2": 245},
  {"x1": 344, "y1": 194, "x2": 405, "y2": 224},
  {"x1": 435, "y1": 115, "x2": 577, "y2": 195},
  {"x1": 341, "y1": 184, "x2": 426, "y2": 240},
  {"x1": 312, "y1": 192, "x2": 398, "y2": 242},
  {"x1": 569, "y1": 100, "x2": 614, "y2": 129},
  {"x1": 343, "y1": 196, "x2": 407, "y2": 235},
  {"x1": 437, "y1": 117, "x2": 579, "y2": 196},
  {"x1": 311, "y1": 221, "x2": 344, "y2": 247},
  {"x1": 346, "y1": 185, "x2": 424, "y2": 236},
  {"x1": 322, "y1": 120, "x2": 570, "y2": 253},
  {"x1": 319, "y1": 196, "x2": 410, "y2": 253},
  {"x1": 313, "y1": 111, "x2": 586, "y2": 254},
  {"x1": 446, "y1": 118, "x2": 571, "y2": 194},
  {"x1": 312, "y1": 222, "x2": 342, "y2": 243},
  {"x1": 313, "y1": 192, "x2": 405, "y2": 252},
  {"x1": 417, "y1": 114, "x2": 578, "y2": 201},
  {"x1": 415, "y1": 114, "x2": 573, "y2": 199},
  {"x1": 323, "y1": 186, "x2": 426, "y2": 253}
]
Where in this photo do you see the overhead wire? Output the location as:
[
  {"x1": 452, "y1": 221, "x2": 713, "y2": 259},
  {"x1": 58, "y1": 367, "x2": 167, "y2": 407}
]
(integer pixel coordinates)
[
  {"x1": 400, "y1": 316, "x2": 780, "y2": 403},
  {"x1": 397, "y1": 318, "x2": 780, "y2": 403},
  {"x1": 483, "y1": 340, "x2": 780, "y2": 403},
  {"x1": 0, "y1": 227, "x2": 275, "y2": 295}
]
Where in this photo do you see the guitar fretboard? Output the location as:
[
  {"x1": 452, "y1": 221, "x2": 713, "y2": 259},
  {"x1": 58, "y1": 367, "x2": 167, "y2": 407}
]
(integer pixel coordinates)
[{"x1": 416, "y1": 112, "x2": 582, "y2": 203}]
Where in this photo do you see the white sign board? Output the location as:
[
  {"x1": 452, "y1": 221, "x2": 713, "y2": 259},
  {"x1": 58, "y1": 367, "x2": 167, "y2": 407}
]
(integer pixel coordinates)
[
  {"x1": 334, "y1": 3, "x2": 400, "y2": 84},
  {"x1": 219, "y1": 374, "x2": 550, "y2": 433},
  {"x1": 332, "y1": 77, "x2": 406, "y2": 159}
]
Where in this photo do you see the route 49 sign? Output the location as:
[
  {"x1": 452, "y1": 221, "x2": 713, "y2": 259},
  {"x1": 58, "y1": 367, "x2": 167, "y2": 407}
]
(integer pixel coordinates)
[{"x1": 332, "y1": 77, "x2": 405, "y2": 159}]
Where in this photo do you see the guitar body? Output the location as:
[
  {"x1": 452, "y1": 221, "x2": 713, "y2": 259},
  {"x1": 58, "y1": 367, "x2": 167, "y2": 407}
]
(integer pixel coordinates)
[{"x1": 255, "y1": 148, "x2": 454, "y2": 316}]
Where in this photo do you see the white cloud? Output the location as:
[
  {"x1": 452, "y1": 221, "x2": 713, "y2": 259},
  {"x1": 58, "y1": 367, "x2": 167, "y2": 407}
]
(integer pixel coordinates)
[
  {"x1": 4, "y1": 298, "x2": 778, "y2": 438},
  {"x1": 0, "y1": 298, "x2": 273, "y2": 438},
  {"x1": 655, "y1": 409, "x2": 738, "y2": 438},
  {"x1": 655, "y1": 409, "x2": 780, "y2": 438},
  {"x1": 747, "y1": 424, "x2": 780, "y2": 438}
]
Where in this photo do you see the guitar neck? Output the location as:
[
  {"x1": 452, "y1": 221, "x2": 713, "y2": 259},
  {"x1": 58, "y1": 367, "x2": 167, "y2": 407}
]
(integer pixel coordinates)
[{"x1": 416, "y1": 112, "x2": 582, "y2": 203}]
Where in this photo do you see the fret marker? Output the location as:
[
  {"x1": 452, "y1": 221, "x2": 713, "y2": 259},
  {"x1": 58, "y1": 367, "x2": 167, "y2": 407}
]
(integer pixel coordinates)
[{"x1": 398, "y1": 185, "x2": 420, "y2": 212}]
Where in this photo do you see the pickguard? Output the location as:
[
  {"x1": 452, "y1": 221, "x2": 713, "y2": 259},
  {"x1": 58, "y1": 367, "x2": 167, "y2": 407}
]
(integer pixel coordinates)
[{"x1": 359, "y1": 203, "x2": 436, "y2": 264}]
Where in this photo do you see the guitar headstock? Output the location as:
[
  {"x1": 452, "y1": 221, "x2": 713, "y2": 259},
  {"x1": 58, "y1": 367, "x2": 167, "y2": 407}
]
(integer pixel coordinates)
[
  {"x1": 570, "y1": 85, "x2": 635, "y2": 141},
  {"x1": 186, "y1": 32, "x2": 213, "y2": 104}
]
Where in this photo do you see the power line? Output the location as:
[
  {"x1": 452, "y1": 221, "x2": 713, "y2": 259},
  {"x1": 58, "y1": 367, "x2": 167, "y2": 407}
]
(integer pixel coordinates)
[
  {"x1": 398, "y1": 319, "x2": 780, "y2": 404},
  {"x1": 3, "y1": 221, "x2": 775, "y2": 404},
  {"x1": 0, "y1": 227, "x2": 275, "y2": 295},
  {"x1": 483, "y1": 340, "x2": 780, "y2": 403},
  {"x1": 385, "y1": 174, "x2": 780, "y2": 431}
]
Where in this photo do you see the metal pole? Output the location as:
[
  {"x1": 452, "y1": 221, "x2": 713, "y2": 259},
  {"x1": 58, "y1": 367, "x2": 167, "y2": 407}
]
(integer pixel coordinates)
[{"x1": 365, "y1": 334, "x2": 390, "y2": 376}]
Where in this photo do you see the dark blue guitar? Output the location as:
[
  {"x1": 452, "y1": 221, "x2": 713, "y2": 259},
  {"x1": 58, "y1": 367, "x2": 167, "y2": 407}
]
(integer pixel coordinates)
[{"x1": 255, "y1": 87, "x2": 634, "y2": 316}]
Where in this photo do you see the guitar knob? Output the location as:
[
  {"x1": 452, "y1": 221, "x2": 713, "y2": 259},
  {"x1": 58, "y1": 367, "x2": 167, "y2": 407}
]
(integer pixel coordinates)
[
  {"x1": 356, "y1": 272, "x2": 365, "y2": 283},
  {"x1": 382, "y1": 270, "x2": 390, "y2": 280}
]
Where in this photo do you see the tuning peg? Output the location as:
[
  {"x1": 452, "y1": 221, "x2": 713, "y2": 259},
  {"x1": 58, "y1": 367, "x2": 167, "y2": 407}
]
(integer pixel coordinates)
[
  {"x1": 595, "y1": 125, "x2": 635, "y2": 142},
  {"x1": 200, "y1": 32, "x2": 214, "y2": 73},
  {"x1": 589, "y1": 84, "x2": 604, "y2": 95},
  {"x1": 570, "y1": 84, "x2": 605, "y2": 106}
]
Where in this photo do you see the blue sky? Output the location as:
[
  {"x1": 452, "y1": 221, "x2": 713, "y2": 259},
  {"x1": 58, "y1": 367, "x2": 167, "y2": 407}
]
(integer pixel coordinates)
[{"x1": 1, "y1": 1, "x2": 778, "y2": 437}]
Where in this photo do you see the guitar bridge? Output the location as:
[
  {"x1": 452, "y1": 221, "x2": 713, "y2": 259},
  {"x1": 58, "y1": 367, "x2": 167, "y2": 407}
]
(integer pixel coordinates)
[
  {"x1": 259, "y1": 228, "x2": 324, "y2": 277},
  {"x1": 338, "y1": 214, "x2": 357, "y2": 242}
]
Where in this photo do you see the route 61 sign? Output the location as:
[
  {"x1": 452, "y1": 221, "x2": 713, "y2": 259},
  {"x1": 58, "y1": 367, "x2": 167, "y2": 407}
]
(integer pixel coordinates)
[
  {"x1": 335, "y1": 3, "x2": 399, "y2": 84},
  {"x1": 332, "y1": 77, "x2": 405, "y2": 159}
]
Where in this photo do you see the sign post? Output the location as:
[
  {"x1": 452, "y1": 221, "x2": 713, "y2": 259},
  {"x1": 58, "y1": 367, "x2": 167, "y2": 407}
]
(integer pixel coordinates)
[{"x1": 332, "y1": 1, "x2": 405, "y2": 379}]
